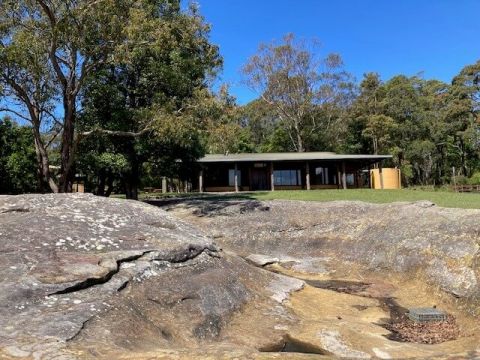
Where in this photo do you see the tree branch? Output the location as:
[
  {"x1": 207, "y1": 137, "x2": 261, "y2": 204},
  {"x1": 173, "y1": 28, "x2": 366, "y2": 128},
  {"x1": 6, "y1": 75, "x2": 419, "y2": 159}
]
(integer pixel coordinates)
[
  {"x1": 37, "y1": 0, "x2": 56, "y2": 25},
  {"x1": 0, "y1": 108, "x2": 31, "y2": 122},
  {"x1": 45, "y1": 127, "x2": 62, "y2": 148},
  {"x1": 41, "y1": 107, "x2": 64, "y2": 128},
  {"x1": 2, "y1": 76, "x2": 41, "y2": 126},
  {"x1": 38, "y1": 0, "x2": 68, "y2": 89},
  {"x1": 79, "y1": 127, "x2": 152, "y2": 138}
]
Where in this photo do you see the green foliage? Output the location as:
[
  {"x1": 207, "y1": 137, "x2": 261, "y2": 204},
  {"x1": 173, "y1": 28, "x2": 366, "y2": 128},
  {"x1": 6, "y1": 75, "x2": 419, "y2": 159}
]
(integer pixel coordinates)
[
  {"x1": 242, "y1": 34, "x2": 355, "y2": 152},
  {"x1": 199, "y1": 86, "x2": 248, "y2": 154},
  {"x1": 76, "y1": 1, "x2": 221, "y2": 198},
  {"x1": 343, "y1": 69, "x2": 480, "y2": 186},
  {"x1": 361, "y1": 114, "x2": 397, "y2": 154},
  {"x1": 0, "y1": 117, "x2": 38, "y2": 194},
  {"x1": 0, "y1": 0, "x2": 142, "y2": 192},
  {"x1": 467, "y1": 172, "x2": 480, "y2": 185},
  {"x1": 3, "y1": 9, "x2": 480, "y2": 194}
]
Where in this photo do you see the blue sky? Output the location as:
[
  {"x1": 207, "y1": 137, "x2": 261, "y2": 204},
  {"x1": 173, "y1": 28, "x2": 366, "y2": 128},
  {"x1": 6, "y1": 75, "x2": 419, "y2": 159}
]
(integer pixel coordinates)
[{"x1": 197, "y1": 0, "x2": 480, "y2": 104}]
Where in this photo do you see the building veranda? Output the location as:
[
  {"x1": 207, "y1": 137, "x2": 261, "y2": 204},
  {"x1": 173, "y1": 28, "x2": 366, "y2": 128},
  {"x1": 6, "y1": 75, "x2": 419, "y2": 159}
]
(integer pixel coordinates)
[{"x1": 196, "y1": 152, "x2": 393, "y2": 192}]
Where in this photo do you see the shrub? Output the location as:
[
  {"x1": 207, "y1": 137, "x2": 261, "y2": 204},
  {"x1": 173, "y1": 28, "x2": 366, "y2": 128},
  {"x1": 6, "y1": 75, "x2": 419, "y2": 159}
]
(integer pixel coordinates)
[
  {"x1": 453, "y1": 175, "x2": 468, "y2": 185},
  {"x1": 467, "y1": 172, "x2": 480, "y2": 185}
]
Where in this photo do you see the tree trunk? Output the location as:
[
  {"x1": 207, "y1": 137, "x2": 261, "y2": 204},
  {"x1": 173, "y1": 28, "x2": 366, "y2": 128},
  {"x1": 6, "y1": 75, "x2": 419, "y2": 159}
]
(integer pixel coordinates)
[
  {"x1": 96, "y1": 168, "x2": 106, "y2": 196},
  {"x1": 460, "y1": 139, "x2": 467, "y2": 176},
  {"x1": 59, "y1": 96, "x2": 76, "y2": 193},
  {"x1": 105, "y1": 174, "x2": 114, "y2": 197},
  {"x1": 125, "y1": 161, "x2": 139, "y2": 200},
  {"x1": 373, "y1": 137, "x2": 378, "y2": 155},
  {"x1": 32, "y1": 125, "x2": 58, "y2": 193},
  {"x1": 296, "y1": 128, "x2": 304, "y2": 152},
  {"x1": 33, "y1": 139, "x2": 46, "y2": 193},
  {"x1": 125, "y1": 177, "x2": 138, "y2": 200}
]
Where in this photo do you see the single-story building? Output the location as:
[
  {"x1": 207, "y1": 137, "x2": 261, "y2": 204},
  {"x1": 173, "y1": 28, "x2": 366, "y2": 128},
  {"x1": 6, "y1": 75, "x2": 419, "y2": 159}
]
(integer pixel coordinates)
[{"x1": 197, "y1": 152, "x2": 393, "y2": 192}]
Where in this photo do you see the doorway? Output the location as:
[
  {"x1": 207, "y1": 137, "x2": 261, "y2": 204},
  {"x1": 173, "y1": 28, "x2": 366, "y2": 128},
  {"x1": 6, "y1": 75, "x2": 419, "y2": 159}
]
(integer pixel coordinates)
[{"x1": 250, "y1": 168, "x2": 269, "y2": 190}]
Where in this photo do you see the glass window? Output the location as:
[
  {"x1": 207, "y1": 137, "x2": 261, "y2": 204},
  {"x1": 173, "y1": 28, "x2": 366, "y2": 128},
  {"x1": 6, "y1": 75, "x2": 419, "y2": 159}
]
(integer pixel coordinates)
[
  {"x1": 346, "y1": 174, "x2": 355, "y2": 186},
  {"x1": 274, "y1": 170, "x2": 301, "y2": 186},
  {"x1": 314, "y1": 167, "x2": 330, "y2": 185},
  {"x1": 228, "y1": 169, "x2": 241, "y2": 186}
]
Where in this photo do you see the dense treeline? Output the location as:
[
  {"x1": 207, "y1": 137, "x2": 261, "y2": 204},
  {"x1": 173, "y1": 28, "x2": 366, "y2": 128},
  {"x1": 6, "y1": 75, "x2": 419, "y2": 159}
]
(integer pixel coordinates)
[
  {"x1": 0, "y1": 2, "x2": 479, "y2": 195},
  {"x1": 208, "y1": 35, "x2": 480, "y2": 186},
  {"x1": 227, "y1": 70, "x2": 480, "y2": 186}
]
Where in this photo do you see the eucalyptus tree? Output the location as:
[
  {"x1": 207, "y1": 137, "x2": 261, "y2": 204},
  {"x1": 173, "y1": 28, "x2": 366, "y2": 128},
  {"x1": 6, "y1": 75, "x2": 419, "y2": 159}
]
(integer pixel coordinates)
[
  {"x1": 198, "y1": 85, "x2": 255, "y2": 155},
  {"x1": 242, "y1": 33, "x2": 355, "y2": 152},
  {"x1": 238, "y1": 99, "x2": 278, "y2": 152},
  {"x1": 0, "y1": 2, "x2": 57, "y2": 191},
  {"x1": 77, "y1": 1, "x2": 221, "y2": 198},
  {"x1": 0, "y1": 0, "x2": 135, "y2": 192}
]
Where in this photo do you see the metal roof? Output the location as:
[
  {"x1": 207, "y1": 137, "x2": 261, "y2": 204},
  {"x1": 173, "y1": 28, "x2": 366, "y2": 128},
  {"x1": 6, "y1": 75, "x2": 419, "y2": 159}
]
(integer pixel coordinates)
[{"x1": 198, "y1": 152, "x2": 392, "y2": 163}]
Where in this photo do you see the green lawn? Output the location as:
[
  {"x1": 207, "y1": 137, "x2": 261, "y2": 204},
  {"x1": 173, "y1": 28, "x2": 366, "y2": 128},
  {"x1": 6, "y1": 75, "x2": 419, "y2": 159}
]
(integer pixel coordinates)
[
  {"x1": 137, "y1": 188, "x2": 480, "y2": 209},
  {"x1": 251, "y1": 189, "x2": 480, "y2": 209}
]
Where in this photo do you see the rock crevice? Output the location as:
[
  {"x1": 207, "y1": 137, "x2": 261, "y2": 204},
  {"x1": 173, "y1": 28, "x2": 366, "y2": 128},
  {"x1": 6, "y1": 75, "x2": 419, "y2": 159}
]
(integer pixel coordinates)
[
  {"x1": 50, "y1": 244, "x2": 220, "y2": 296},
  {"x1": 50, "y1": 251, "x2": 154, "y2": 295}
]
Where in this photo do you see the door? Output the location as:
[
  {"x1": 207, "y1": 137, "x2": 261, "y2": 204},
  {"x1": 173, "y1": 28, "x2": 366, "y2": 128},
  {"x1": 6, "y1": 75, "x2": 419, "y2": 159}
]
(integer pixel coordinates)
[{"x1": 251, "y1": 168, "x2": 269, "y2": 190}]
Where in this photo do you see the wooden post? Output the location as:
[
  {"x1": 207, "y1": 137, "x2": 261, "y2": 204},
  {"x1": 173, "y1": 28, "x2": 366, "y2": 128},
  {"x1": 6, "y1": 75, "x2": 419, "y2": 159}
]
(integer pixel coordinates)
[
  {"x1": 342, "y1": 161, "x2": 347, "y2": 190},
  {"x1": 162, "y1": 177, "x2": 167, "y2": 194},
  {"x1": 305, "y1": 162, "x2": 311, "y2": 190},
  {"x1": 270, "y1": 162, "x2": 275, "y2": 191},
  {"x1": 398, "y1": 167, "x2": 402, "y2": 189},
  {"x1": 452, "y1": 167, "x2": 457, "y2": 192},
  {"x1": 379, "y1": 162, "x2": 384, "y2": 190},
  {"x1": 199, "y1": 169, "x2": 203, "y2": 193},
  {"x1": 234, "y1": 163, "x2": 239, "y2": 192},
  {"x1": 368, "y1": 163, "x2": 372, "y2": 188},
  {"x1": 336, "y1": 164, "x2": 341, "y2": 189}
]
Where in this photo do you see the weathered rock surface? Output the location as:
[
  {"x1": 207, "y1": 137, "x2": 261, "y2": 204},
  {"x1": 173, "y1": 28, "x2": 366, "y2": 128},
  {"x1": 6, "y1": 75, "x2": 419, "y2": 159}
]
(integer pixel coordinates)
[
  {"x1": 0, "y1": 194, "x2": 301, "y2": 359},
  {"x1": 164, "y1": 199, "x2": 480, "y2": 306},
  {"x1": 3, "y1": 194, "x2": 480, "y2": 359},
  {"x1": 159, "y1": 197, "x2": 480, "y2": 358}
]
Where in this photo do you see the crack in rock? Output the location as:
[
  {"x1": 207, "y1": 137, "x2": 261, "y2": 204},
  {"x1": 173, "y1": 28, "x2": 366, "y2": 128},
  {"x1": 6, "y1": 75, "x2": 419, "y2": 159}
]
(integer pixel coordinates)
[
  {"x1": 49, "y1": 251, "x2": 154, "y2": 295},
  {"x1": 0, "y1": 207, "x2": 30, "y2": 214},
  {"x1": 156, "y1": 244, "x2": 218, "y2": 263},
  {"x1": 147, "y1": 294, "x2": 200, "y2": 308},
  {"x1": 116, "y1": 280, "x2": 129, "y2": 292},
  {"x1": 49, "y1": 245, "x2": 219, "y2": 296},
  {"x1": 66, "y1": 316, "x2": 94, "y2": 342}
]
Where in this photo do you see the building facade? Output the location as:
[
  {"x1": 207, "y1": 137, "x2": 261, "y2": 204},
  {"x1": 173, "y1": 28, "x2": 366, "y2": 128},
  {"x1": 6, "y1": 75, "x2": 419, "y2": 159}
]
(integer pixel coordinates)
[{"x1": 197, "y1": 152, "x2": 392, "y2": 192}]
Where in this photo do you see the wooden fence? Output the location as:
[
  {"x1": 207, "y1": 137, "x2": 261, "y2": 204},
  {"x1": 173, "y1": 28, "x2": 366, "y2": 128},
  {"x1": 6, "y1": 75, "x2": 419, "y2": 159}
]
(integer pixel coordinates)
[{"x1": 452, "y1": 185, "x2": 480, "y2": 192}]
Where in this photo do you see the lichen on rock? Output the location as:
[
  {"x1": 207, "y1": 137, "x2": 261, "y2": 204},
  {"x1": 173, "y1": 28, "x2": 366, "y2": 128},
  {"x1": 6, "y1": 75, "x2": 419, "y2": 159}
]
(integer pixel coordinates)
[{"x1": 0, "y1": 194, "x2": 296, "y2": 359}]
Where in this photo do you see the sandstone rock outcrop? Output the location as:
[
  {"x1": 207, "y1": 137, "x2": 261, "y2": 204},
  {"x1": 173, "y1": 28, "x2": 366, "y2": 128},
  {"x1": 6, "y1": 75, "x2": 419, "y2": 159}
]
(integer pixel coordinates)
[
  {"x1": 164, "y1": 199, "x2": 480, "y2": 307},
  {"x1": 3, "y1": 194, "x2": 480, "y2": 359},
  {"x1": 0, "y1": 194, "x2": 301, "y2": 359}
]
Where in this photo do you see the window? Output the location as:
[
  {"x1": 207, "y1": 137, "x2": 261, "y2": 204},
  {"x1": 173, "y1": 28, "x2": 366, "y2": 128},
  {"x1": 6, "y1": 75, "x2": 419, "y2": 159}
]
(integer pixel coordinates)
[
  {"x1": 228, "y1": 169, "x2": 241, "y2": 186},
  {"x1": 274, "y1": 170, "x2": 301, "y2": 186},
  {"x1": 314, "y1": 167, "x2": 330, "y2": 185},
  {"x1": 346, "y1": 174, "x2": 355, "y2": 186}
]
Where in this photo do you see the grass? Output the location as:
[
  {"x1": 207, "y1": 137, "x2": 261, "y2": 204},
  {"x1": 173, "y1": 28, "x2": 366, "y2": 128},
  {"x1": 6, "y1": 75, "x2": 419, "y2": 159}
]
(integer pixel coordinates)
[
  {"x1": 251, "y1": 189, "x2": 480, "y2": 209},
  {"x1": 113, "y1": 188, "x2": 480, "y2": 209},
  {"x1": 135, "y1": 188, "x2": 480, "y2": 210}
]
